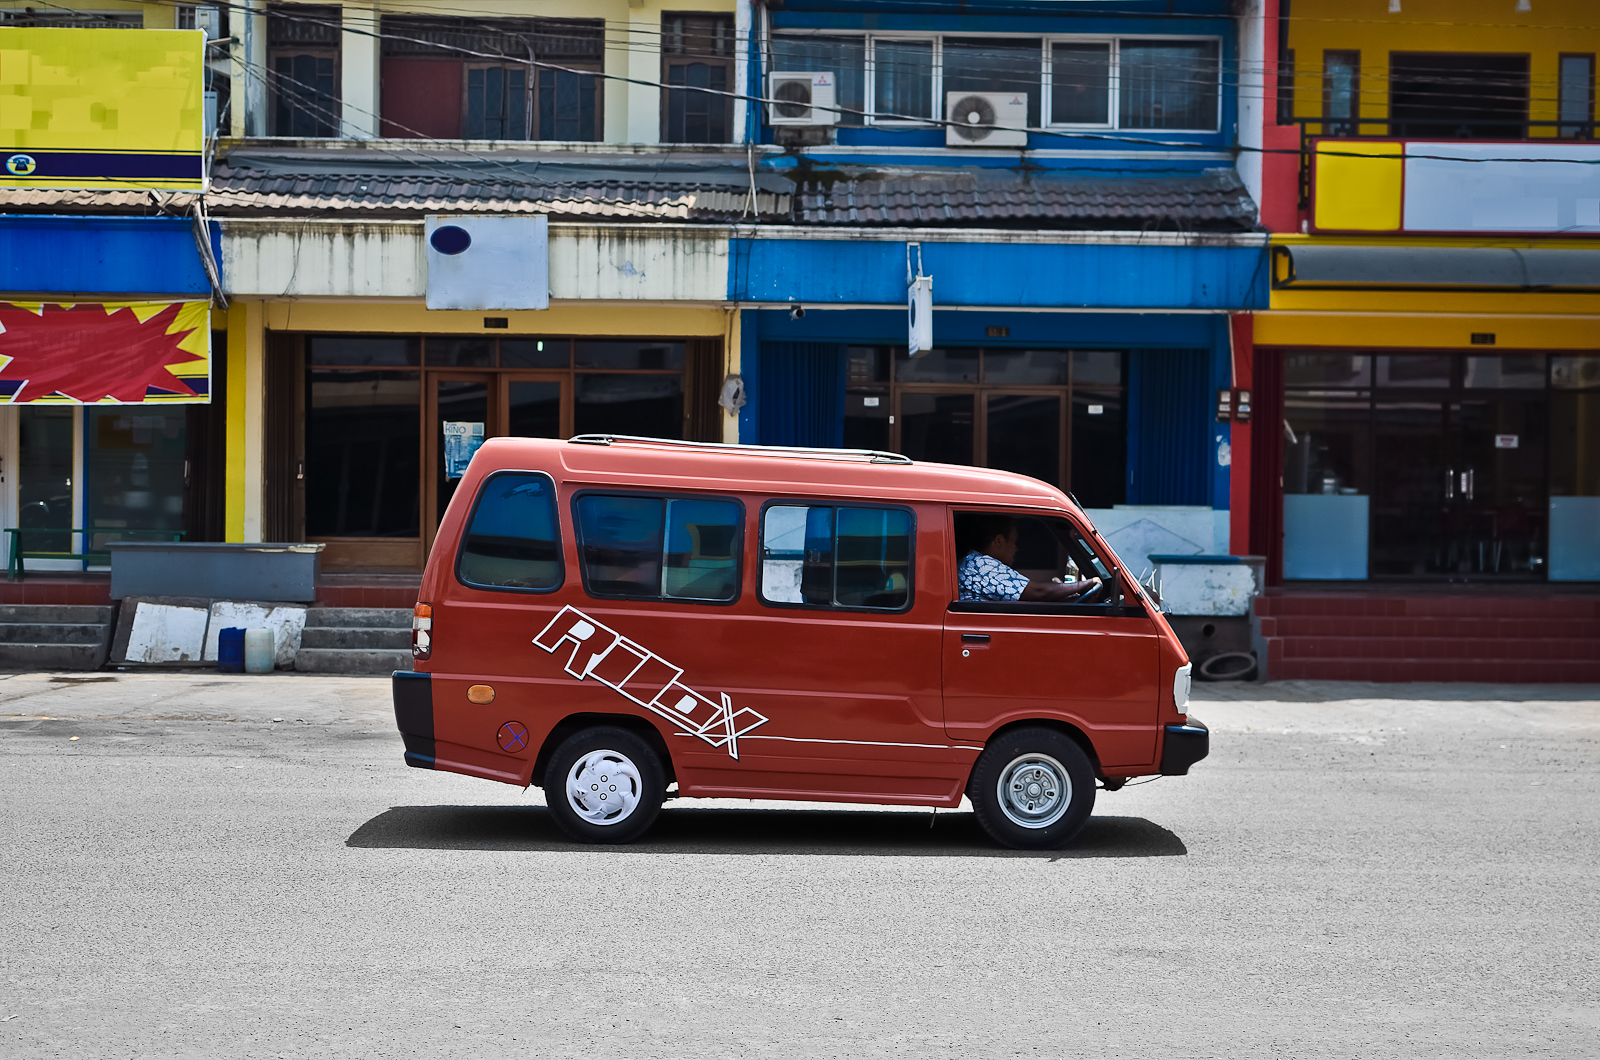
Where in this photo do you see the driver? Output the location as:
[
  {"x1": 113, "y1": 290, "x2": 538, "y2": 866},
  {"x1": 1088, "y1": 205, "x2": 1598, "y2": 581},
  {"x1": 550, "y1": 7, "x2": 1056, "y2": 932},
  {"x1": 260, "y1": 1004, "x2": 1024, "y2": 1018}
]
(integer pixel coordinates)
[{"x1": 958, "y1": 514, "x2": 1103, "y2": 603}]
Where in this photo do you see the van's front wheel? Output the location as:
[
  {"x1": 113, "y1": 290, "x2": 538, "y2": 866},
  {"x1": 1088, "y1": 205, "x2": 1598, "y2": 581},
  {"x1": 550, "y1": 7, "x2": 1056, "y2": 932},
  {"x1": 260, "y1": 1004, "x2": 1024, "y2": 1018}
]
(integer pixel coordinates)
[
  {"x1": 546, "y1": 726, "x2": 665, "y2": 844},
  {"x1": 969, "y1": 727, "x2": 1096, "y2": 849}
]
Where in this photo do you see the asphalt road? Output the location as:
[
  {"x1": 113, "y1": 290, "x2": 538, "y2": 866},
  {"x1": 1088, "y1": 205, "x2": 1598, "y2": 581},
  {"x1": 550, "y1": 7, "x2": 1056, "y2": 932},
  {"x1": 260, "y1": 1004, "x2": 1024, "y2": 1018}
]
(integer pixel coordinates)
[{"x1": 2, "y1": 672, "x2": 1597, "y2": 1058}]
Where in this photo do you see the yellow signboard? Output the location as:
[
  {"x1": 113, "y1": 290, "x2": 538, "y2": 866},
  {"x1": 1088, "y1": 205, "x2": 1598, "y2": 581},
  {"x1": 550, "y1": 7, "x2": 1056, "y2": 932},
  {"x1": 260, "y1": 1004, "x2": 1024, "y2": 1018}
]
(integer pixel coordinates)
[
  {"x1": 1312, "y1": 141, "x2": 1404, "y2": 233},
  {"x1": 0, "y1": 28, "x2": 205, "y2": 191}
]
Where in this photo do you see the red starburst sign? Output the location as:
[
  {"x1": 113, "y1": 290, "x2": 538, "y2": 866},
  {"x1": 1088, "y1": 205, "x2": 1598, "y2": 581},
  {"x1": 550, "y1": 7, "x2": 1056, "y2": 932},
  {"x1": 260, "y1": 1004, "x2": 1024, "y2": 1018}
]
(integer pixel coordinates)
[{"x1": 0, "y1": 301, "x2": 211, "y2": 404}]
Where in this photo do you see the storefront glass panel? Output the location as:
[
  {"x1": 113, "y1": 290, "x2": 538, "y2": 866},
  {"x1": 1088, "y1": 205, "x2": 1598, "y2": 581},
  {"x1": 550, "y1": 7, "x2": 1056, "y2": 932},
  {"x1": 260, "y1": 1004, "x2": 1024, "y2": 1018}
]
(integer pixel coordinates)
[
  {"x1": 1070, "y1": 388, "x2": 1125, "y2": 509},
  {"x1": 575, "y1": 340, "x2": 686, "y2": 371},
  {"x1": 1281, "y1": 349, "x2": 1559, "y2": 580},
  {"x1": 427, "y1": 338, "x2": 494, "y2": 368},
  {"x1": 84, "y1": 408, "x2": 186, "y2": 550},
  {"x1": 18, "y1": 407, "x2": 74, "y2": 553},
  {"x1": 895, "y1": 347, "x2": 979, "y2": 384},
  {"x1": 501, "y1": 338, "x2": 570, "y2": 369},
  {"x1": 1549, "y1": 355, "x2": 1600, "y2": 579},
  {"x1": 305, "y1": 369, "x2": 421, "y2": 538},
  {"x1": 984, "y1": 349, "x2": 1069, "y2": 385},
  {"x1": 899, "y1": 392, "x2": 975, "y2": 465},
  {"x1": 574, "y1": 374, "x2": 683, "y2": 437},
  {"x1": 508, "y1": 380, "x2": 562, "y2": 438},
  {"x1": 986, "y1": 393, "x2": 1061, "y2": 485}
]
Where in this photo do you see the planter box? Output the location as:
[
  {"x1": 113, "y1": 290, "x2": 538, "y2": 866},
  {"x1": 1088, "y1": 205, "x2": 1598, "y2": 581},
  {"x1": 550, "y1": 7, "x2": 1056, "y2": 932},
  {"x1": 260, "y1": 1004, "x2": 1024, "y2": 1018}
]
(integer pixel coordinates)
[{"x1": 108, "y1": 542, "x2": 325, "y2": 603}]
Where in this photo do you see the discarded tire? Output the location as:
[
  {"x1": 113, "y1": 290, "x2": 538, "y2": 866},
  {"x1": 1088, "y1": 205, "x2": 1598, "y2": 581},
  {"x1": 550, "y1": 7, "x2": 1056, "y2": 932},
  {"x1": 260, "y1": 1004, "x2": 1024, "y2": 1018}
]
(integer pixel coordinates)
[{"x1": 1199, "y1": 651, "x2": 1257, "y2": 682}]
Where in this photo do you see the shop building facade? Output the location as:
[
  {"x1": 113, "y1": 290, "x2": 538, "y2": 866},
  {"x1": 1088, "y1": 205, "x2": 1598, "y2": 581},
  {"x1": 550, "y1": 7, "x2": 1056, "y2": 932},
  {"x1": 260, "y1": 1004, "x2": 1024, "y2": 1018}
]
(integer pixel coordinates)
[
  {"x1": 1238, "y1": 0, "x2": 1600, "y2": 587},
  {"x1": 4, "y1": 0, "x2": 1267, "y2": 583}
]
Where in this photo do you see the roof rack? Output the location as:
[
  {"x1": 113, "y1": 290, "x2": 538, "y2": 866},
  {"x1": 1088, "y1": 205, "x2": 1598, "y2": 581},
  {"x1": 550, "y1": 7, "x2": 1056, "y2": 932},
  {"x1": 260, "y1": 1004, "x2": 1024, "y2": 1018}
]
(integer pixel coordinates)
[{"x1": 568, "y1": 434, "x2": 914, "y2": 466}]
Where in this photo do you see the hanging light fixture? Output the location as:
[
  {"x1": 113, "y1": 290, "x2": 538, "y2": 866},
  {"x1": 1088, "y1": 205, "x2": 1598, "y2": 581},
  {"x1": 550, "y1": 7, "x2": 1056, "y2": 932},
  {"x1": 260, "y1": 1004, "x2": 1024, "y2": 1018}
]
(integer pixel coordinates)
[
  {"x1": 1515, "y1": 0, "x2": 1531, "y2": 11},
  {"x1": 1388, "y1": 0, "x2": 1401, "y2": 11}
]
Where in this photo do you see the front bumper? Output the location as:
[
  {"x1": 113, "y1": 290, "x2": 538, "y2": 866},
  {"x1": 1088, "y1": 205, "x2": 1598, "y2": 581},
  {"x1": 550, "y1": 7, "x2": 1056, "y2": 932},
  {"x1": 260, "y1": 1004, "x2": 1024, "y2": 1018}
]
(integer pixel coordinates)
[
  {"x1": 1160, "y1": 716, "x2": 1209, "y2": 775},
  {"x1": 392, "y1": 670, "x2": 435, "y2": 768}
]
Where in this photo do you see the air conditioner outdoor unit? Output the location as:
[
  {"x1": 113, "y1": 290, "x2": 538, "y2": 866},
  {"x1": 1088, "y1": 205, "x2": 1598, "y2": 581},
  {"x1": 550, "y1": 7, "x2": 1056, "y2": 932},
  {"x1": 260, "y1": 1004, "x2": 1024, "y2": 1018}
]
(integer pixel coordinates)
[
  {"x1": 945, "y1": 91, "x2": 1028, "y2": 147},
  {"x1": 769, "y1": 72, "x2": 838, "y2": 126}
]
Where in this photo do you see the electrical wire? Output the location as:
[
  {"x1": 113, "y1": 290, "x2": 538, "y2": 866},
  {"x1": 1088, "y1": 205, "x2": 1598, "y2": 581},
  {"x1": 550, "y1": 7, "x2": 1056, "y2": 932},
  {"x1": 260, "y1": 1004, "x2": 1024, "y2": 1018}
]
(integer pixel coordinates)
[{"x1": 13, "y1": 0, "x2": 1600, "y2": 169}]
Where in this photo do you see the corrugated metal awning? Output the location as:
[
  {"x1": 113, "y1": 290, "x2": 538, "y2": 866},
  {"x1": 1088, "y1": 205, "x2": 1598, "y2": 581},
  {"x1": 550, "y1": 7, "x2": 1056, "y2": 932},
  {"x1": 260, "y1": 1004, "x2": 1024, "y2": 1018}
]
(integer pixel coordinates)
[{"x1": 1273, "y1": 244, "x2": 1600, "y2": 290}]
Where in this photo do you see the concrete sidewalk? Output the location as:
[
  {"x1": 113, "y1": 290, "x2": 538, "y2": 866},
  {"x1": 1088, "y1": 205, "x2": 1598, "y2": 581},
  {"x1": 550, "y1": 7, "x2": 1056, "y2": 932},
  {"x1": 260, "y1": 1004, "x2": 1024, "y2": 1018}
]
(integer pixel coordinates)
[{"x1": 0, "y1": 670, "x2": 1594, "y2": 736}]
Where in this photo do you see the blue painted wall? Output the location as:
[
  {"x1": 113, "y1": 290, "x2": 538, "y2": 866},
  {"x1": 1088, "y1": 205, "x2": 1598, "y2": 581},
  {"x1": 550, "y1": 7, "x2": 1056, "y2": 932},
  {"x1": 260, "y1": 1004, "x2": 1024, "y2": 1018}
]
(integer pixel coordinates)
[
  {"x1": 0, "y1": 215, "x2": 219, "y2": 296},
  {"x1": 738, "y1": 306, "x2": 1233, "y2": 510},
  {"x1": 730, "y1": 238, "x2": 1269, "y2": 311},
  {"x1": 763, "y1": 1, "x2": 1239, "y2": 157}
]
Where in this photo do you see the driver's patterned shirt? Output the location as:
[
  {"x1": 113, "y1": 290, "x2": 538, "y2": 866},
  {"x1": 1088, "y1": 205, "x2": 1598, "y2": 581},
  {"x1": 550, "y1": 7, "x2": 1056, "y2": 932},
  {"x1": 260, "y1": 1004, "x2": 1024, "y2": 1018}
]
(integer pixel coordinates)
[{"x1": 958, "y1": 551, "x2": 1030, "y2": 602}]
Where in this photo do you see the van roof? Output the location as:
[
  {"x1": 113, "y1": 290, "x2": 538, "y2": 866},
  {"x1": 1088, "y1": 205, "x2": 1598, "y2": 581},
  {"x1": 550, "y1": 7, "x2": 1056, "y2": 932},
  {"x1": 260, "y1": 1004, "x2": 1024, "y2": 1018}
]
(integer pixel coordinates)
[{"x1": 473, "y1": 436, "x2": 1078, "y2": 510}]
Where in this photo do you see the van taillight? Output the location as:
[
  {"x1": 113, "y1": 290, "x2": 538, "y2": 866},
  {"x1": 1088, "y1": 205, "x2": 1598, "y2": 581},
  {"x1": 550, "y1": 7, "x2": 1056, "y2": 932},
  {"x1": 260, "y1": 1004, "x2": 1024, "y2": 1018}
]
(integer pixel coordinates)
[{"x1": 413, "y1": 603, "x2": 432, "y2": 661}]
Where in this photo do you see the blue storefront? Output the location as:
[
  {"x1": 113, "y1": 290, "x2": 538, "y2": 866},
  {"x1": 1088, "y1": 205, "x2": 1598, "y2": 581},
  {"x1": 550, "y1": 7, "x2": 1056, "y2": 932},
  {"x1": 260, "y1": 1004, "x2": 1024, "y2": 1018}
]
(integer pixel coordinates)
[
  {"x1": 728, "y1": 0, "x2": 1269, "y2": 570},
  {"x1": 730, "y1": 231, "x2": 1268, "y2": 568}
]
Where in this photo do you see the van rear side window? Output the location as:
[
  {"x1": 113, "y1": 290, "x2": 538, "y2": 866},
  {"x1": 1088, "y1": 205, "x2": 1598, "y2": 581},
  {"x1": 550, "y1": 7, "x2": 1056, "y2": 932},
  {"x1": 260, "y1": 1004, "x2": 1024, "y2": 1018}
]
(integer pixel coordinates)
[
  {"x1": 456, "y1": 472, "x2": 562, "y2": 591},
  {"x1": 575, "y1": 494, "x2": 743, "y2": 602},
  {"x1": 760, "y1": 504, "x2": 913, "y2": 610}
]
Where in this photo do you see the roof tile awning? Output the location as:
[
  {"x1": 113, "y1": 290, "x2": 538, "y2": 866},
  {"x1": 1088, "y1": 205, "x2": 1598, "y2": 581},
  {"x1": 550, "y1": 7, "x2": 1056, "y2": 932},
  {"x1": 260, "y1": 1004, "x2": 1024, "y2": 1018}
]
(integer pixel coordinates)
[{"x1": 795, "y1": 168, "x2": 1259, "y2": 231}]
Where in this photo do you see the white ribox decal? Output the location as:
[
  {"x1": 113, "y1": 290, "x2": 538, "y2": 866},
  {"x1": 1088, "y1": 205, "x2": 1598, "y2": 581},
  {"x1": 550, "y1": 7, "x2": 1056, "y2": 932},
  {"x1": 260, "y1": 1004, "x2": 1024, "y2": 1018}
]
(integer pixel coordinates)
[{"x1": 533, "y1": 605, "x2": 769, "y2": 760}]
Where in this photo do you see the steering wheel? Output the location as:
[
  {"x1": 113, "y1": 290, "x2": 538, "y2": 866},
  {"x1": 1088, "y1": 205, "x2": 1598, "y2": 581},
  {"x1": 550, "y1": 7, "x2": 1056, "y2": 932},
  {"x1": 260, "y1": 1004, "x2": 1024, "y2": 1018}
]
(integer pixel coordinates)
[{"x1": 1074, "y1": 579, "x2": 1105, "y2": 604}]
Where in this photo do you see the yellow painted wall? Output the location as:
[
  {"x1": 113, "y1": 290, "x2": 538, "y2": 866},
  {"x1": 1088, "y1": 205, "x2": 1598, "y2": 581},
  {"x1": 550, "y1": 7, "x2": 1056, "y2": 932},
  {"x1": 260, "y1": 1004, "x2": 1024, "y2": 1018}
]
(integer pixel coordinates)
[
  {"x1": 1287, "y1": 0, "x2": 1600, "y2": 136},
  {"x1": 1257, "y1": 311, "x2": 1600, "y2": 350},
  {"x1": 224, "y1": 300, "x2": 264, "y2": 542},
  {"x1": 261, "y1": 301, "x2": 729, "y2": 336}
]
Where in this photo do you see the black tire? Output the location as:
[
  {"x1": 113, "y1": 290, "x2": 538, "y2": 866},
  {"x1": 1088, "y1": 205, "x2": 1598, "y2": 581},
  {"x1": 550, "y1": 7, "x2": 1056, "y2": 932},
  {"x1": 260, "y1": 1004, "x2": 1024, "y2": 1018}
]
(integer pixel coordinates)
[
  {"x1": 544, "y1": 726, "x2": 666, "y2": 844},
  {"x1": 968, "y1": 727, "x2": 1097, "y2": 850}
]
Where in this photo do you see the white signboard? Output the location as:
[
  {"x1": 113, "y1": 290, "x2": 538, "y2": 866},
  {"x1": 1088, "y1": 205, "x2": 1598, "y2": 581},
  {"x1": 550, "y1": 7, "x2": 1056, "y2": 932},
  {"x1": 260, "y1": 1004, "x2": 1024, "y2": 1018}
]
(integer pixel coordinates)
[
  {"x1": 908, "y1": 274, "x2": 933, "y2": 356},
  {"x1": 425, "y1": 214, "x2": 550, "y2": 310},
  {"x1": 1403, "y1": 142, "x2": 1600, "y2": 233}
]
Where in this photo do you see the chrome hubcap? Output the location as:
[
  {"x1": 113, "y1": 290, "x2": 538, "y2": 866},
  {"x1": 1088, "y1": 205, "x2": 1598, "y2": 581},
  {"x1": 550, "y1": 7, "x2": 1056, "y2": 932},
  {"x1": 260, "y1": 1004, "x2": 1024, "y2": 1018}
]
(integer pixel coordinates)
[
  {"x1": 997, "y1": 753, "x2": 1071, "y2": 829},
  {"x1": 565, "y1": 749, "x2": 643, "y2": 826}
]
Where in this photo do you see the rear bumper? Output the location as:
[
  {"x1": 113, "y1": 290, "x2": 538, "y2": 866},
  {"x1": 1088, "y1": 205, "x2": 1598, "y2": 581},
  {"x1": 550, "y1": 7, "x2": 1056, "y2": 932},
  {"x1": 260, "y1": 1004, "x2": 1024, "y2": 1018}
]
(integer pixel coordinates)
[
  {"x1": 392, "y1": 670, "x2": 435, "y2": 769},
  {"x1": 1160, "y1": 716, "x2": 1209, "y2": 776}
]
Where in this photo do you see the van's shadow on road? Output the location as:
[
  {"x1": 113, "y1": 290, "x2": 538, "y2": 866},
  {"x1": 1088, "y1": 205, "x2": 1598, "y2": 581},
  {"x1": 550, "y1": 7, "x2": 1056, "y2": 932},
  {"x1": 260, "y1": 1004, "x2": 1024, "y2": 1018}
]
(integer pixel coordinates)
[{"x1": 347, "y1": 805, "x2": 1186, "y2": 858}]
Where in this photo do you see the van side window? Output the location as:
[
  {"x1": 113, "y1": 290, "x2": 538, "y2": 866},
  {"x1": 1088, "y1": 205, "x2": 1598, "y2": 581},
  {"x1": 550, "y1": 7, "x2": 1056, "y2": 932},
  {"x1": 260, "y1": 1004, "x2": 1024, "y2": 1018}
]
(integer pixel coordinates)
[
  {"x1": 760, "y1": 505, "x2": 913, "y2": 610},
  {"x1": 576, "y1": 494, "x2": 743, "y2": 602},
  {"x1": 456, "y1": 472, "x2": 562, "y2": 591},
  {"x1": 951, "y1": 510, "x2": 1121, "y2": 611}
]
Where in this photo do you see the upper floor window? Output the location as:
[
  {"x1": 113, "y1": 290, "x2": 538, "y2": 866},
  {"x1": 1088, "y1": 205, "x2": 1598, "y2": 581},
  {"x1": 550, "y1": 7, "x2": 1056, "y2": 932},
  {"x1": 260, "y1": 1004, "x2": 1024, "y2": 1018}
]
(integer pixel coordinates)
[
  {"x1": 380, "y1": 17, "x2": 603, "y2": 141},
  {"x1": 770, "y1": 33, "x2": 1221, "y2": 133},
  {"x1": 772, "y1": 35, "x2": 866, "y2": 125},
  {"x1": 663, "y1": 13, "x2": 736, "y2": 143},
  {"x1": 268, "y1": 5, "x2": 340, "y2": 137},
  {"x1": 576, "y1": 494, "x2": 743, "y2": 602},
  {"x1": 1389, "y1": 52, "x2": 1528, "y2": 139},
  {"x1": 1322, "y1": 50, "x2": 1359, "y2": 137},
  {"x1": 1559, "y1": 54, "x2": 1594, "y2": 139}
]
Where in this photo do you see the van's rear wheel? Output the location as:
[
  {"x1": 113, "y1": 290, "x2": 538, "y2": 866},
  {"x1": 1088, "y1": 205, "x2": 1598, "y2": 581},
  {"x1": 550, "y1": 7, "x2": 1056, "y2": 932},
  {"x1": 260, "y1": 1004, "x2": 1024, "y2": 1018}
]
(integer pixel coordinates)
[
  {"x1": 545, "y1": 726, "x2": 665, "y2": 844},
  {"x1": 969, "y1": 727, "x2": 1096, "y2": 850}
]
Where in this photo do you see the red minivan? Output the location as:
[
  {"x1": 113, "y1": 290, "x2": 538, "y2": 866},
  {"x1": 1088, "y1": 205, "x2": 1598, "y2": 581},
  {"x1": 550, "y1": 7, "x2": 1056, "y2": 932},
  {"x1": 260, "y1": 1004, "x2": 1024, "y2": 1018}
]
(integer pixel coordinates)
[{"x1": 393, "y1": 436, "x2": 1206, "y2": 849}]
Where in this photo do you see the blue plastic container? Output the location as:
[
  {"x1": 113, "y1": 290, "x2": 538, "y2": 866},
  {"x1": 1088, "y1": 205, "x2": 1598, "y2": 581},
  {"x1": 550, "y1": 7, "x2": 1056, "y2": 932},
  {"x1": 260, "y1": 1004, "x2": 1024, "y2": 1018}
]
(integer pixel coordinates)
[{"x1": 217, "y1": 627, "x2": 245, "y2": 673}]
